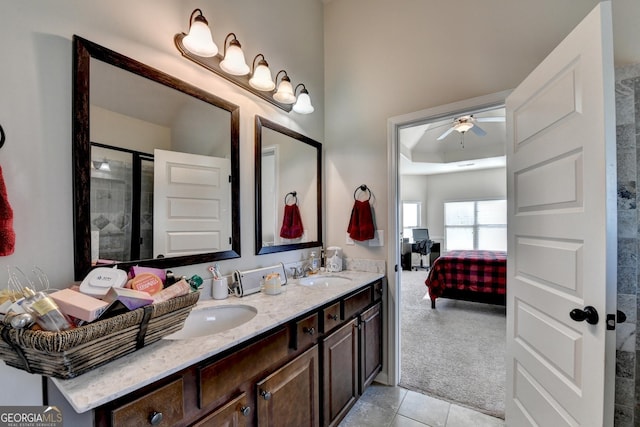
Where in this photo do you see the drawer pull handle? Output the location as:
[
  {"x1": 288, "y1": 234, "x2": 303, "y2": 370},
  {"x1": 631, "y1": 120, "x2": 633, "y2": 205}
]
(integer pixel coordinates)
[
  {"x1": 260, "y1": 390, "x2": 272, "y2": 400},
  {"x1": 328, "y1": 314, "x2": 338, "y2": 321},
  {"x1": 240, "y1": 406, "x2": 251, "y2": 416},
  {"x1": 149, "y1": 411, "x2": 163, "y2": 425},
  {"x1": 303, "y1": 327, "x2": 315, "y2": 335}
]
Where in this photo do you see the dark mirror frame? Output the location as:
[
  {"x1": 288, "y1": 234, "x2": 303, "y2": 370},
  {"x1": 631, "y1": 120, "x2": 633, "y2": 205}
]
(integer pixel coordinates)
[
  {"x1": 73, "y1": 35, "x2": 241, "y2": 280},
  {"x1": 254, "y1": 116, "x2": 322, "y2": 255}
]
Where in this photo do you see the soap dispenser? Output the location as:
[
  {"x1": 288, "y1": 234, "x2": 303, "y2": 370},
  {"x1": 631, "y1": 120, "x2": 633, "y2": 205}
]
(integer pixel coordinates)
[{"x1": 309, "y1": 251, "x2": 320, "y2": 274}]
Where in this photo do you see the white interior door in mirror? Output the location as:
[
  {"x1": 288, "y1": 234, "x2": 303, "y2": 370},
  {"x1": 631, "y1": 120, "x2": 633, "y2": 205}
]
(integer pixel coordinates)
[
  {"x1": 261, "y1": 145, "x2": 279, "y2": 246},
  {"x1": 154, "y1": 149, "x2": 231, "y2": 258}
]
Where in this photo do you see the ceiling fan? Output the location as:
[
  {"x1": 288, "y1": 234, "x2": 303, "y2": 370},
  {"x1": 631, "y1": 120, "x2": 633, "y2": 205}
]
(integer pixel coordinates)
[{"x1": 435, "y1": 114, "x2": 505, "y2": 141}]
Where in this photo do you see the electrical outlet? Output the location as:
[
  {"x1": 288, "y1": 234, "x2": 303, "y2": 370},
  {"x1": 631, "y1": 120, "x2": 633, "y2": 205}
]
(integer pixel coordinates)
[
  {"x1": 369, "y1": 230, "x2": 384, "y2": 247},
  {"x1": 345, "y1": 233, "x2": 355, "y2": 245}
]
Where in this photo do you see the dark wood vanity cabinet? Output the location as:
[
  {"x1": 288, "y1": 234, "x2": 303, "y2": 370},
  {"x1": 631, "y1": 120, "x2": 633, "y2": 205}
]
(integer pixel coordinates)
[
  {"x1": 93, "y1": 278, "x2": 384, "y2": 427},
  {"x1": 322, "y1": 319, "x2": 358, "y2": 427},
  {"x1": 256, "y1": 346, "x2": 320, "y2": 427}
]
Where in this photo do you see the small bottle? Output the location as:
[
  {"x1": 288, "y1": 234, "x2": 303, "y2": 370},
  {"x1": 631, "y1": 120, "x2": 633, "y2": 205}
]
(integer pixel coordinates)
[
  {"x1": 21, "y1": 287, "x2": 73, "y2": 332},
  {"x1": 310, "y1": 251, "x2": 319, "y2": 274}
]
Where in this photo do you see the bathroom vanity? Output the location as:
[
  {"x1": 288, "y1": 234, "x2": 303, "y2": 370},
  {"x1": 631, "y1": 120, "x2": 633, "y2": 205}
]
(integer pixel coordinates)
[{"x1": 50, "y1": 271, "x2": 384, "y2": 427}]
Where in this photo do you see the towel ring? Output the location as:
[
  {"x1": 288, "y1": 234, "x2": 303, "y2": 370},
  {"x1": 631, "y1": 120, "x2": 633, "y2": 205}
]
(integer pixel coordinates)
[
  {"x1": 0, "y1": 125, "x2": 5, "y2": 149},
  {"x1": 353, "y1": 184, "x2": 371, "y2": 201},
  {"x1": 284, "y1": 191, "x2": 298, "y2": 205}
]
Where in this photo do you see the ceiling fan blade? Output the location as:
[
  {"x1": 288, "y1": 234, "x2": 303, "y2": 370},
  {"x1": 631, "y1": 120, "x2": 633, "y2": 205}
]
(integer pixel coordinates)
[
  {"x1": 470, "y1": 124, "x2": 487, "y2": 137},
  {"x1": 436, "y1": 126, "x2": 455, "y2": 141},
  {"x1": 475, "y1": 116, "x2": 505, "y2": 123}
]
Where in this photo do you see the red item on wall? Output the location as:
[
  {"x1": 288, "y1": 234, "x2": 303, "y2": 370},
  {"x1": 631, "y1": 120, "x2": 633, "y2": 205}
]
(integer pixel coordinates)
[
  {"x1": 347, "y1": 199, "x2": 376, "y2": 241},
  {"x1": 280, "y1": 203, "x2": 304, "y2": 239},
  {"x1": 0, "y1": 165, "x2": 15, "y2": 256}
]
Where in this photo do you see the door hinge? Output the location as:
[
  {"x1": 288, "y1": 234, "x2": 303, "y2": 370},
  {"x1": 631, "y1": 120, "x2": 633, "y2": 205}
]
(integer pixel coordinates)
[
  {"x1": 229, "y1": 175, "x2": 232, "y2": 183},
  {"x1": 229, "y1": 237, "x2": 232, "y2": 245},
  {"x1": 394, "y1": 264, "x2": 398, "y2": 272}
]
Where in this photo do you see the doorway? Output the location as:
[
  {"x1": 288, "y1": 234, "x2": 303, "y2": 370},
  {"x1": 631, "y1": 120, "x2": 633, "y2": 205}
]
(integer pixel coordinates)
[{"x1": 390, "y1": 92, "x2": 509, "y2": 417}]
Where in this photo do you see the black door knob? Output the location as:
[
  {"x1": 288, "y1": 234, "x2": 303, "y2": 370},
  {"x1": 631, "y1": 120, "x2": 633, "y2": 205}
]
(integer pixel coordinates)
[{"x1": 570, "y1": 306, "x2": 599, "y2": 325}]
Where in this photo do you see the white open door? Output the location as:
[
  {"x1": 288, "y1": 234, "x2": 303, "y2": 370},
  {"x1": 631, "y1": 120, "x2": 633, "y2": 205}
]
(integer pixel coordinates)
[
  {"x1": 153, "y1": 149, "x2": 232, "y2": 258},
  {"x1": 505, "y1": 2, "x2": 616, "y2": 426}
]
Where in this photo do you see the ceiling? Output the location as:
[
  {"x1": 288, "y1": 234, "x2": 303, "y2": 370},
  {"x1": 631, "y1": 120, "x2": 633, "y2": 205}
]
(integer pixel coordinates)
[{"x1": 400, "y1": 107, "x2": 506, "y2": 176}]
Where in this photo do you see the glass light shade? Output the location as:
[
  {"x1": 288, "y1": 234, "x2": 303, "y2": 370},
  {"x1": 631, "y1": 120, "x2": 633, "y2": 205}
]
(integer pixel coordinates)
[
  {"x1": 454, "y1": 122, "x2": 473, "y2": 133},
  {"x1": 220, "y1": 41, "x2": 250, "y2": 76},
  {"x1": 293, "y1": 91, "x2": 314, "y2": 114},
  {"x1": 273, "y1": 78, "x2": 296, "y2": 104},
  {"x1": 249, "y1": 62, "x2": 275, "y2": 91},
  {"x1": 183, "y1": 19, "x2": 218, "y2": 57}
]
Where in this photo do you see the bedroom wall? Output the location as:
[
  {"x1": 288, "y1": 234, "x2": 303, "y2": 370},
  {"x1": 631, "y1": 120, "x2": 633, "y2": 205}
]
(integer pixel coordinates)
[
  {"x1": 614, "y1": 62, "x2": 640, "y2": 426},
  {"x1": 401, "y1": 168, "x2": 507, "y2": 246}
]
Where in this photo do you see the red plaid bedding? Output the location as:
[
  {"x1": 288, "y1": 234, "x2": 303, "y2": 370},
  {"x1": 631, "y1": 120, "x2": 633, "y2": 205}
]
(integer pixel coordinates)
[{"x1": 425, "y1": 250, "x2": 507, "y2": 302}]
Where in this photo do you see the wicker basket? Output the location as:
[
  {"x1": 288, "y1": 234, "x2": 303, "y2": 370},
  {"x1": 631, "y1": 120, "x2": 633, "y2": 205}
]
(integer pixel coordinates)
[{"x1": 0, "y1": 291, "x2": 199, "y2": 379}]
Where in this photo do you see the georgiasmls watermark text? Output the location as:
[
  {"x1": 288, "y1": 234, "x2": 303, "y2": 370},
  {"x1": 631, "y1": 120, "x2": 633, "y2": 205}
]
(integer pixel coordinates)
[{"x1": 0, "y1": 406, "x2": 63, "y2": 427}]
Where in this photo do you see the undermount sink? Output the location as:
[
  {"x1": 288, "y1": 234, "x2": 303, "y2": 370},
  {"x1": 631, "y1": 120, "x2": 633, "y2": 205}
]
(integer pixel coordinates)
[
  {"x1": 164, "y1": 304, "x2": 257, "y2": 340},
  {"x1": 298, "y1": 275, "x2": 352, "y2": 287}
]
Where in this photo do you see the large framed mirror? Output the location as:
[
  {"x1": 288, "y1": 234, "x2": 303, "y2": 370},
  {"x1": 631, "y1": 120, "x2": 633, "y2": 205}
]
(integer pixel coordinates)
[
  {"x1": 255, "y1": 116, "x2": 322, "y2": 255},
  {"x1": 73, "y1": 35, "x2": 241, "y2": 280}
]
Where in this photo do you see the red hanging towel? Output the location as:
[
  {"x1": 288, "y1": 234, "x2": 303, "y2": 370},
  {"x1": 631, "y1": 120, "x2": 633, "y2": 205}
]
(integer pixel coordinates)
[
  {"x1": 347, "y1": 199, "x2": 376, "y2": 241},
  {"x1": 0, "y1": 165, "x2": 15, "y2": 256},
  {"x1": 280, "y1": 203, "x2": 304, "y2": 239}
]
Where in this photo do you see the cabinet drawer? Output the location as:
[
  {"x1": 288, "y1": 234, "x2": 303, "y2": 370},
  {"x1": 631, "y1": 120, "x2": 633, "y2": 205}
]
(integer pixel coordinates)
[
  {"x1": 111, "y1": 378, "x2": 184, "y2": 426},
  {"x1": 192, "y1": 392, "x2": 250, "y2": 427},
  {"x1": 293, "y1": 312, "x2": 319, "y2": 350},
  {"x1": 199, "y1": 328, "x2": 289, "y2": 409},
  {"x1": 343, "y1": 286, "x2": 372, "y2": 320},
  {"x1": 321, "y1": 302, "x2": 342, "y2": 333}
]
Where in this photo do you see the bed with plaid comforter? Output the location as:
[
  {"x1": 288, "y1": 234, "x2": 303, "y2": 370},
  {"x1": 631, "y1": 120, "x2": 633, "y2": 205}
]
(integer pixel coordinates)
[{"x1": 424, "y1": 250, "x2": 507, "y2": 308}]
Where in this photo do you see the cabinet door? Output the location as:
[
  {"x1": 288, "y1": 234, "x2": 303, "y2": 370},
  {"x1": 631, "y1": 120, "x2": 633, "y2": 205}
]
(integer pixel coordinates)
[
  {"x1": 191, "y1": 392, "x2": 250, "y2": 427},
  {"x1": 256, "y1": 346, "x2": 320, "y2": 427},
  {"x1": 359, "y1": 302, "x2": 382, "y2": 393},
  {"x1": 322, "y1": 319, "x2": 358, "y2": 427}
]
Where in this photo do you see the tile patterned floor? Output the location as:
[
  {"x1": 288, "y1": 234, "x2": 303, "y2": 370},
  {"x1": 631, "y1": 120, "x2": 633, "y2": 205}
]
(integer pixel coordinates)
[{"x1": 339, "y1": 384, "x2": 505, "y2": 427}]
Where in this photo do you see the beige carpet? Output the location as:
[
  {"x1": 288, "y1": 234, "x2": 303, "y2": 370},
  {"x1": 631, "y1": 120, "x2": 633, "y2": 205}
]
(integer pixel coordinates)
[{"x1": 399, "y1": 270, "x2": 506, "y2": 418}]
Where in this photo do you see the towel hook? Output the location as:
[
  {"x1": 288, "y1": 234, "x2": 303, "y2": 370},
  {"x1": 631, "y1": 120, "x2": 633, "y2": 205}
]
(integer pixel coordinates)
[
  {"x1": 353, "y1": 184, "x2": 371, "y2": 201},
  {"x1": 284, "y1": 191, "x2": 298, "y2": 205},
  {"x1": 0, "y1": 124, "x2": 5, "y2": 149}
]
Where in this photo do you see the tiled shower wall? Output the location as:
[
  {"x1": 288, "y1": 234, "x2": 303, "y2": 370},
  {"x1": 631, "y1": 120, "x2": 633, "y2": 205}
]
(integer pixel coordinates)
[{"x1": 614, "y1": 63, "x2": 640, "y2": 427}]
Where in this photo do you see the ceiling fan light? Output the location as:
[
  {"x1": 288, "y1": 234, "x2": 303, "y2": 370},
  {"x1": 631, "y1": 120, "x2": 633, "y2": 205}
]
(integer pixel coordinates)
[{"x1": 454, "y1": 122, "x2": 473, "y2": 133}]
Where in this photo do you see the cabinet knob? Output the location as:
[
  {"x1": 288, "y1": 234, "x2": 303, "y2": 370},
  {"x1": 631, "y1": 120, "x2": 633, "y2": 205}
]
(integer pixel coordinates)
[
  {"x1": 329, "y1": 314, "x2": 338, "y2": 321},
  {"x1": 240, "y1": 406, "x2": 251, "y2": 416},
  {"x1": 149, "y1": 411, "x2": 163, "y2": 425},
  {"x1": 260, "y1": 390, "x2": 272, "y2": 400},
  {"x1": 303, "y1": 327, "x2": 315, "y2": 335}
]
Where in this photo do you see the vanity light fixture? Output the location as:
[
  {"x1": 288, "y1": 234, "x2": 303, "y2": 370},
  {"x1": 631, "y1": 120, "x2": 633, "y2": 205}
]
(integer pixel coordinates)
[
  {"x1": 292, "y1": 84, "x2": 314, "y2": 114},
  {"x1": 248, "y1": 54, "x2": 275, "y2": 91},
  {"x1": 219, "y1": 33, "x2": 250, "y2": 76},
  {"x1": 182, "y1": 9, "x2": 218, "y2": 57},
  {"x1": 92, "y1": 160, "x2": 111, "y2": 171},
  {"x1": 174, "y1": 9, "x2": 313, "y2": 113},
  {"x1": 273, "y1": 70, "x2": 296, "y2": 104}
]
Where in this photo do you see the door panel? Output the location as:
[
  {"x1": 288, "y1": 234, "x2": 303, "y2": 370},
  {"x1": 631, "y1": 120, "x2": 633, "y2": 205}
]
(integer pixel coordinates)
[
  {"x1": 153, "y1": 149, "x2": 231, "y2": 257},
  {"x1": 505, "y1": 2, "x2": 616, "y2": 425}
]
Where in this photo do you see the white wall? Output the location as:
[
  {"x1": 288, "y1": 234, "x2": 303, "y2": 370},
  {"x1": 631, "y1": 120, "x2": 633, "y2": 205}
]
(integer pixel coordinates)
[
  {"x1": 322, "y1": 0, "x2": 612, "y2": 262},
  {"x1": 0, "y1": 0, "x2": 323, "y2": 407},
  {"x1": 401, "y1": 168, "x2": 506, "y2": 244}
]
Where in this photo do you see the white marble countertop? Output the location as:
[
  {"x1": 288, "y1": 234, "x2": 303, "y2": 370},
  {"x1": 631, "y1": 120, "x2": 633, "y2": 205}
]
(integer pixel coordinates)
[{"x1": 51, "y1": 270, "x2": 383, "y2": 414}]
